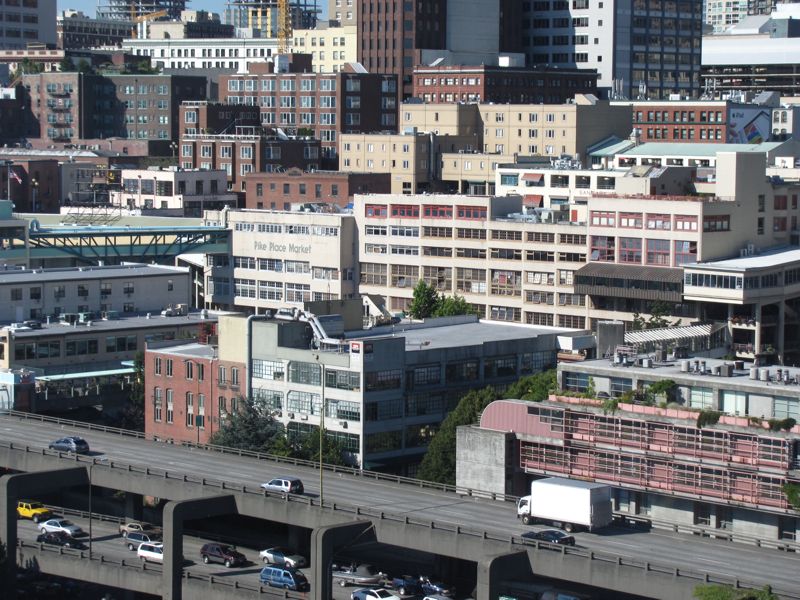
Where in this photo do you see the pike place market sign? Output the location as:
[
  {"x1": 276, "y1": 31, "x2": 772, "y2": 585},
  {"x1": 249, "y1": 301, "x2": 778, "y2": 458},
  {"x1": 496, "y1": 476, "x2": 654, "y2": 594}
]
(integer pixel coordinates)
[{"x1": 254, "y1": 240, "x2": 312, "y2": 254}]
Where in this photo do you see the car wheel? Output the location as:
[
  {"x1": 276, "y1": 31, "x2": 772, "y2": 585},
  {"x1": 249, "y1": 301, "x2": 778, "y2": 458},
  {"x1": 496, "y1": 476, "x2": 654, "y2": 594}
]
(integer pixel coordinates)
[
  {"x1": 263, "y1": 556, "x2": 269, "y2": 563},
  {"x1": 203, "y1": 555, "x2": 210, "y2": 564},
  {"x1": 224, "y1": 559, "x2": 231, "y2": 568},
  {"x1": 65, "y1": 542, "x2": 72, "y2": 548},
  {"x1": 128, "y1": 543, "x2": 135, "y2": 551},
  {"x1": 522, "y1": 515, "x2": 531, "y2": 525},
  {"x1": 564, "y1": 523, "x2": 574, "y2": 533},
  {"x1": 40, "y1": 527, "x2": 46, "y2": 534},
  {"x1": 399, "y1": 587, "x2": 407, "y2": 595},
  {"x1": 122, "y1": 531, "x2": 128, "y2": 538},
  {"x1": 32, "y1": 515, "x2": 40, "y2": 524},
  {"x1": 141, "y1": 556, "x2": 146, "y2": 563},
  {"x1": 339, "y1": 580, "x2": 347, "y2": 587}
]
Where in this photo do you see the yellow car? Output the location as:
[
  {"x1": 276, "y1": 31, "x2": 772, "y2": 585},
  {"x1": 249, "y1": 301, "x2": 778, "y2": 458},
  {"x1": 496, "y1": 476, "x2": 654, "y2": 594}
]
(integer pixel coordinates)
[{"x1": 17, "y1": 500, "x2": 53, "y2": 524}]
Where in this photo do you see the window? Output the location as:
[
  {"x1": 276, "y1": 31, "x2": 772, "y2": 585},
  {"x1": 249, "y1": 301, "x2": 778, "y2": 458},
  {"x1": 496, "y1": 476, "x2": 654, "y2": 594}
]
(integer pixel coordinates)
[
  {"x1": 153, "y1": 388, "x2": 163, "y2": 422},
  {"x1": 590, "y1": 236, "x2": 615, "y2": 262},
  {"x1": 231, "y1": 367, "x2": 239, "y2": 386},
  {"x1": 646, "y1": 213, "x2": 671, "y2": 230},
  {"x1": 155, "y1": 356, "x2": 162, "y2": 375},
  {"x1": 590, "y1": 211, "x2": 615, "y2": 226},
  {"x1": 618, "y1": 238, "x2": 642, "y2": 263},
  {"x1": 646, "y1": 239, "x2": 671, "y2": 266},
  {"x1": 166, "y1": 359, "x2": 173, "y2": 377},
  {"x1": 186, "y1": 392, "x2": 194, "y2": 427},
  {"x1": 703, "y1": 215, "x2": 730, "y2": 232},
  {"x1": 166, "y1": 389, "x2": 174, "y2": 423}
]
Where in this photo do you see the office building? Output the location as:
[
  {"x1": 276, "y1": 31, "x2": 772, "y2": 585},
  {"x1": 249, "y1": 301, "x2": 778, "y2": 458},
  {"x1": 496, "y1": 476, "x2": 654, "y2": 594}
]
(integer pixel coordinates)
[
  {"x1": 98, "y1": 0, "x2": 186, "y2": 21},
  {"x1": 145, "y1": 10, "x2": 234, "y2": 40},
  {"x1": 22, "y1": 71, "x2": 207, "y2": 143},
  {"x1": 290, "y1": 22, "x2": 356, "y2": 73},
  {"x1": 243, "y1": 169, "x2": 390, "y2": 209},
  {"x1": 57, "y1": 10, "x2": 133, "y2": 49},
  {"x1": 0, "y1": 0, "x2": 56, "y2": 50},
  {"x1": 123, "y1": 36, "x2": 278, "y2": 72},
  {"x1": 219, "y1": 64, "x2": 399, "y2": 164},
  {"x1": 522, "y1": 0, "x2": 703, "y2": 100}
]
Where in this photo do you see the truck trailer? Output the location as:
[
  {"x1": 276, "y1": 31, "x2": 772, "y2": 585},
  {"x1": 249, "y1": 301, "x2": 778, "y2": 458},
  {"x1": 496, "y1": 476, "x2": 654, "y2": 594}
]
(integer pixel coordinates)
[{"x1": 517, "y1": 477, "x2": 613, "y2": 532}]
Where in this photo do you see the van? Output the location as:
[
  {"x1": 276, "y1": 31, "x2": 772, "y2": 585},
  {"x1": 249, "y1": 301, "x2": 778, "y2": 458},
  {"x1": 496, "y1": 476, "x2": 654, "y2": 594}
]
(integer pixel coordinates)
[
  {"x1": 137, "y1": 542, "x2": 164, "y2": 563},
  {"x1": 259, "y1": 565, "x2": 309, "y2": 591},
  {"x1": 124, "y1": 531, "x2": 162, "y2": 551}
]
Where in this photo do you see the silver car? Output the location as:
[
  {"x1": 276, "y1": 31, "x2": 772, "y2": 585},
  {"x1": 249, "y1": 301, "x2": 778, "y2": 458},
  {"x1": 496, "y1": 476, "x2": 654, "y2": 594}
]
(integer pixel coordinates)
[{"x1": 39, "y1": 518, "x2": 84, "y2": 538}]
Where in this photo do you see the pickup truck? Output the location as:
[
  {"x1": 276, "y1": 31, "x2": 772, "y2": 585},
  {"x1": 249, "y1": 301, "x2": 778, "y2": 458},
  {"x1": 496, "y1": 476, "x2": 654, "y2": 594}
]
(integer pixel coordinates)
[
  {"x1": 390, "y1": 575, "x2": 454, "y2": 597},
  {"x1": 17, "y1": 501, "x2": 53, "y2": 524},
  {"x1": 119, "y1": 521, "x2": 162, "y2": 538},
  {"x1": 331, "y1": 563, "x2": 386, "y2": 587}
]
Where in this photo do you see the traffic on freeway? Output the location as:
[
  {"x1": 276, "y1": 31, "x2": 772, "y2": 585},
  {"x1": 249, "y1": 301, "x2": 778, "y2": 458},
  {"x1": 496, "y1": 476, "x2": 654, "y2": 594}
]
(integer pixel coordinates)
[{"x1": 2, "y1": 414, "x2": 799, "y2": 595}]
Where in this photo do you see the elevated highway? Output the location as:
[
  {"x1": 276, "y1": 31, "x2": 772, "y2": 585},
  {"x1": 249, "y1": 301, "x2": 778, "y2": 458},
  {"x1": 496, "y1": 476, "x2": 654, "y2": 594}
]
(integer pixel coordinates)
[{"x1": 1, "y1": 413, "x2": 798, "y2": 600}]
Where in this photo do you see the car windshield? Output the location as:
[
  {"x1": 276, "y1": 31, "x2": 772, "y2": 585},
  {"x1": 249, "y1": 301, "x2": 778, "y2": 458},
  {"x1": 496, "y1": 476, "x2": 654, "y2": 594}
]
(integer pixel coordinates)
[
  {"x1": 28, "y1": 502, "x2": 44, "y2": 508},
  {"x1": 58, "y1": 520, "x2": 73, "y2": 526}
]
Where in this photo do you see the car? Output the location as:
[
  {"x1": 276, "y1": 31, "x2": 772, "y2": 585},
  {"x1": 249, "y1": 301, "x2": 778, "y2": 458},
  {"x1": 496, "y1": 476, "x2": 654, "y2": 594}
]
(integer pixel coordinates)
[
  {"x1": 259, "y1": 546, "x2": 307, "y2": 568},
  {"x1": 200, "y1": 543, "x2": 246, "y2": 568},
  {"x1": 119, "y1": 521, "x2": 161, "y2": 538},
  {"x1": 331, "y1": 563, "x2": 386, "y2": 587},
  {"x1": 22, "y1": 320, "x2": 42, "y2": 330},
  {"x1": 390, "y1": 575, "x2": 454, "y2": 597},
  {"x1": 260, "y1": 477, "x2": 304, "y2": 495},
  {"x1": 521, "y1": 528, "x2": 576, "y2": 546},
  {"x1": 259, "y1": 565, "x2": 310, "y2": 591},
  {"x1": 17, "y1": 501, "x2": 52, "y2": 524},
  {"x1": 48, "y1": 436, "x2": 90, "y2": 454},
  {"x1": 137, "y1": 542, "x2": 163, "y2": 563},
  {"x1": 36, "y1": 531, "x2": 86, "y2": 550},
  {"x1": 123, "y1": 531, "x2": 161, "y2": 551},
  {"x1": 418, "y1": 576, "x2": 454, "y2": 597},
  {"x1": 39, "y1": 518, "x2": 84, "y2": 538},
  {"x1": 351, "y1": 588, "x2": 402, "y2": 600}
]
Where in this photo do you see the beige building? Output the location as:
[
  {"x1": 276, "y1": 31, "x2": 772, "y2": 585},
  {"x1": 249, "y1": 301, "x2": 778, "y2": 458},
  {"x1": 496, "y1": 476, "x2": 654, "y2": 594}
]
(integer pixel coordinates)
[
  {"x1": 399, "y1": 103, "x2": 482, "y2": 137},
  {"x1": 439, "y1": 152, "x2": 516, "y2": 195},
  {"x1": 328, "y1": 0, "x2": 357, "y2": 26},
  {"x1": 203, "y1": 208, "x2": 357, "y2": 314},
  {"x1": 290, "y1": 23, "x2": 356, "y2": 73}
]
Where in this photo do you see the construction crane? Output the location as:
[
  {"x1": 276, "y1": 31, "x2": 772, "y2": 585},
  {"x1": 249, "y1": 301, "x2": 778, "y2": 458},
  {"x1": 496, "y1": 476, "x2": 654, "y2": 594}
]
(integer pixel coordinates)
[
  {"x1": 277, "y1": 0, "x2": 291, "y2": 54},
  {"x1": 131, "y1": 8, "x2": 169, "y2": 38}
]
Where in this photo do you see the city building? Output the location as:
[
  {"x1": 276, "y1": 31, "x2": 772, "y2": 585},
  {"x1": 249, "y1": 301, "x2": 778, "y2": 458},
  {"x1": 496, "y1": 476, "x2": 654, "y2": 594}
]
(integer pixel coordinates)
[
  {"x1": 0, "y1": 86, "x2": 23, "y2": 145},
  {"x1": 0, "y1": 47, "x2": 66, "y2": 76},
  {"x1": 145, "y1": 10, "x2": 234, "y2": 40},
  {"x1": 22, "y1": 71, "x2": 207, "y2": 144},
  {"x1": 56, "y1": 10, "x2": 133, "y2": 49},
  {"x1": 243, "y1": 169, "x2": 390, "y2": 209},
  {"x1": 0, "y1": 0, "x2": 56, "y2": 50},
  {"x1": 224, "y1": 0, "x2": 317, "y2": 40},
  {"x1": 411, "y1": 64, "x2": 598, "y2": 105},
  {"x1": 0, "y1": 263, "x2": 190, "y2": 323},
  {"x1": 202, "y1": 207, "x2": 357, "y2": 314},
  {"x1": 219, "y1": 64, "x2": 399, "y2": 164},
  {"x1": 522, "y1": 0, "x2": 703, "y2": 100},
  {"x1": 0, "y1": 156, "x2": 59, "y2": 212},
  {"x1": 706, "y1": 0, "x2": 794, "y2": 32},
  {"x1": 109, "y1": 167, "x2": 237, "y2": 215},
  {"x1": 460, "y1": 380, "x2": 800, "y2": 543},
  {"x1": 123, "y1": 36, "x2": 278, "y2": 72},
  {"x1": 356, "y1": 0, "x2": 522, "y2": 99},
  {"x1": 703, "y1": 4, "x2": 800, "y2": 97},
  {"x1": 328, "y1": 0, "x2": 355, "y2": 27},
  {"x1": 290, "y1": 22, "x2": 356, "y2": 74},
  {"x1": 97, "y1": 0, "x2": 186, "y2": 21}
]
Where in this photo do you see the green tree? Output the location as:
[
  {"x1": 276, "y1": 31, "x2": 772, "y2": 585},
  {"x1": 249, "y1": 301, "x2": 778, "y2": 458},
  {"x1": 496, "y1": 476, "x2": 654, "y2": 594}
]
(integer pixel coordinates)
[
  {"x1": 632, "y1": 301, "x2": 681, "y2": 330},
  {"x1": 694, "y1": 584, "x2": 777, "y2": 600},
  {"x1": 117, "y1": 351, "x2": 145, "y2": 431},
  {"x1": 435, "y1": 294, "x2": 474, "y2": 317},
  {"x1": 292, "y1": 430, "x2": 350, "y2": 467},
  {"x1": 783, "y1": 482, "x2": 800, "y2": 510},
  {"x1": 58, "y1": 57, "x2": 74, "y2": 72},
  {"x1": 408, "y1": 280, "x2": 440, "y2": 319},
  {"x1": 502, "y1": 369, "x2": 556, "y2": 402},
  {"x1": 417, "y1": 387, "x2": 497, "y2": 485},
  {"x1": 210, "y1": 398, "x2": 285, "y2": 453},
  {"x1": 77, "y1": 59, "x2": 93, "y2": 73}
]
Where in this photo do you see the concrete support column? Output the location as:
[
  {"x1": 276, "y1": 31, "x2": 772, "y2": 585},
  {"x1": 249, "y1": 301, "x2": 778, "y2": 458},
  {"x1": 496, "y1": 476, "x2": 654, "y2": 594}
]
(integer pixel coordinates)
[
  {"x1": 476, "y1": 550, "x2": 532, "y2": 600},
  {"x1": 310, "y1": 520, "x2": 373, "y2": 600},
  {"x1": 287, "y1": 524, "x2": 307, "y2": 557},
  {"x1": 0, "y1": 468, "x2": 89, "y2": 600},
  {"x1": 124, "y1": 492, "x2": 144, "y2": 522},
  {"x1": 778, "y1": 301, "x2": 786, "y2": 365},
  {"x1": 162, "y1": 495, "x2": 237, "y2": 600},
  {"x1": 754, "y1": 303, "x2": 763, "y2": 360}
]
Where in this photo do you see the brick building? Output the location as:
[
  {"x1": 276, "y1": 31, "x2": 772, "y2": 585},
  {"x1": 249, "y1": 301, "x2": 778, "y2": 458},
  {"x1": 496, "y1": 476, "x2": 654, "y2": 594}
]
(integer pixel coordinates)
[
  {"x1": 56, "y1": 10, "x2": 133, "y2": 50},
  {"x1": 0, "y1": 86, "x2": 23, "y2": 145},
  {"x1": 22, "y1": 71, "x2": 207, "y2": 144},
  {"x1": 179, "y1": 103, "x2": 322, "y2": 192},
  {"x1": 243, "y1": 168, "x2": 390, "y2": 209},
  {"x1": 412, "y1": 64, "x2": 598, "y2": 104},
  {"x1": 145, "y1": 314, "x2": 245, "y2": 445},
  {"x1": 0, "y1": 158, "x2": 59, "y2": 213},
  {"x1": 219, "y1": 64, "x2": 398, "y2": 166}
]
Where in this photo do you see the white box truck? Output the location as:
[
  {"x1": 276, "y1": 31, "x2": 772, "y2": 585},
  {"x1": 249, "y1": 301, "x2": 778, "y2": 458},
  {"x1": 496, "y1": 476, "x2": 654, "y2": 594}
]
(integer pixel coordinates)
[{"x1": 517, "y1": 477, "x2": 613, "y2": 532}]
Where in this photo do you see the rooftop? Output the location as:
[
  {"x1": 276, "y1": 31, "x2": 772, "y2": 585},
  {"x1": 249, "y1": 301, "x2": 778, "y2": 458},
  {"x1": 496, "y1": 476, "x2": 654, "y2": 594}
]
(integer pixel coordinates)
[
  {"x1": 5, "y1": 311, "x2": 220, "y2": 338},
  {"x1": 146, "y1": 341, "x2": 216, "y2": 359},
  {"x1": 620, "y1": 142, "x2": 786, "y2": 157},
  {"x1": 687, "y1": 246, "x2": 800, "y2": 271},
  {"x1": 0, "y1": 263, "x2": 186, "y2": 285}
]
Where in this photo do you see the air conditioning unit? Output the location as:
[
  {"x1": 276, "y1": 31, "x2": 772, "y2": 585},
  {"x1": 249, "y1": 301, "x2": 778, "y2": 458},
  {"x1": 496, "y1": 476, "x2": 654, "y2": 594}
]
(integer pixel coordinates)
[
  {"x1": 339, "y1": 421, "x2": 348, "y2": 428},
  {"x1": 287, "y1": 412, "x2": 295, "y2": 419}
]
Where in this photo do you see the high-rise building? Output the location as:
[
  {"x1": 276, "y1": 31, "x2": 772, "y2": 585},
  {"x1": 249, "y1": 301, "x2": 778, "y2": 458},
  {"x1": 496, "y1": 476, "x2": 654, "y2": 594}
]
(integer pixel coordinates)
[
  {"x1": 0, "y1": 0, "x2": 56, "y2": 50},
  {"x1": 97, "y1": 0, "x2": 186, "y2": 21},
  {"x1": 522, "y1": 0, "x2": 704, "y2": 100}
]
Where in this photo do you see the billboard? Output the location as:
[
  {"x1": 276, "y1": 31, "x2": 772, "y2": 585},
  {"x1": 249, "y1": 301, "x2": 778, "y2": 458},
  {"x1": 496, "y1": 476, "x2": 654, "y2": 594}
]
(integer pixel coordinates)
[{"x1": 727, "y1": 108, "x2": 772, "y2": 144}]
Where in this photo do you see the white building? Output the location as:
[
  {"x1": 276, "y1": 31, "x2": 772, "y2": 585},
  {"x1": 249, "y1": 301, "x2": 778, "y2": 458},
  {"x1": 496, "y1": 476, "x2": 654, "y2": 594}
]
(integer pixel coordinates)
[
  {"x1": 290, "y1": 22, "x2": 355, "y2": 73},
  {"x1": 123, "y1": 36, "x2": 278, "y2": 73},
  {"x1": 0, "y1": 0, "x2": 56, "y2": 50},
  {"x1": 111, "y1": 167, "x2": 237, "y2": 216}
]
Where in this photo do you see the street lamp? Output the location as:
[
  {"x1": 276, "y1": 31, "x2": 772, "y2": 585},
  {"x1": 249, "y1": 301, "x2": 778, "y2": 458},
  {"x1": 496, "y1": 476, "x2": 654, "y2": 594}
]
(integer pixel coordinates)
[
  {"x1": 30, "y1": 178, "x2": 38, "y2": 213},
  {"x1": 318, "y1": 360, "x2": 325, "y2": 505},
  {"x1": 170, "y1": 141, "x2": 178, "y2": 161},
  {"x1": 88, "y1": 460, "x2": 94, "y2": 558},
  {"x1": 137, "y1": 174, "x2": 142, "y2": 209},
  {"x1": 2, "y1": 160, "x2": 13, "y2": 202}
]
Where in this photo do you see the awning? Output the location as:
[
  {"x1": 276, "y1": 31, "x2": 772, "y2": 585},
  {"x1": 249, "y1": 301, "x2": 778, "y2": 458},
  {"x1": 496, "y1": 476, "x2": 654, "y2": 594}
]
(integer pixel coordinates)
[
  {"x1": 625, "y1": 323, "x2": 726, "y2": 345},
  {"x1": 521, "y1": 173, "x2": 543, "y2": 182},
  {"x1": 523, "y1": 194, "x2": 544, "y2": 207},
  {"x1": 575, "y1": 262, "x2": 683, "y2": 284}
]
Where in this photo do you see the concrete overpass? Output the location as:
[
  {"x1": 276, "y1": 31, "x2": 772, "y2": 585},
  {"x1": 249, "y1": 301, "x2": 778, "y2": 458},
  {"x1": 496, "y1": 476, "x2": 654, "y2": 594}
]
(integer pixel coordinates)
[{"x1": 0, "y1": 413, "x2": 796, "y2": 600}]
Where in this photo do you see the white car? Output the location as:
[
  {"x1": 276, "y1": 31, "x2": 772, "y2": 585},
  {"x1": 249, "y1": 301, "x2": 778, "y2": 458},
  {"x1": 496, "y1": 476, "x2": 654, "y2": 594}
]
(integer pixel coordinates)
[
  {"x1": 259, "y1": 546, "x2": 307, "y2": 568},
  {"x1": 260, "y1": 477, "x2": 304, "y2": 495},
  {"x1": 137, "y1": 542, "x2": 164, "y2": 563},
  {"x1": 39, "y1": 518, "x2": 84, "y2": 538},
  {"x1": 351, "y1": 588, "x2": 401, "y2": 600}
]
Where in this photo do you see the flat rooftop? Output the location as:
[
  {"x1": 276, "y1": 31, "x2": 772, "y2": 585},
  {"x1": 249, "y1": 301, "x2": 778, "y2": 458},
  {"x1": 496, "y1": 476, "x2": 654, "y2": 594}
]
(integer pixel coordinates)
[
  {"x1": 146, "y1": 341, "x2": 216, "y2": 359},
  {"x1": 349, "y1": 316, "x2": 576, "y2": 351},
  {"x1": 0, "y1": 263, "x2": 187, "y2": 285},
  {"x1": 686, "y1": 246, "x2": 800, "y2": 271},
  {"x1": 5, "y1": 311, "x2": 220, "y2": 339},
  {"x1": 619, "y1": 141, "x2": 786, "y2": 157}
]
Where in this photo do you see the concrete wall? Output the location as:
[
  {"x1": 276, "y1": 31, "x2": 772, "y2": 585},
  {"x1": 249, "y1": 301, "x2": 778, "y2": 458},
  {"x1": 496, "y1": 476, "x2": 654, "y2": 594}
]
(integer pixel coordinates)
[
  {"x1": 456, "y1": 426, "x2": 513, "y2": 498},
  {"x1": 650, "y1": 495, "x2": 696, "y2": 526}
]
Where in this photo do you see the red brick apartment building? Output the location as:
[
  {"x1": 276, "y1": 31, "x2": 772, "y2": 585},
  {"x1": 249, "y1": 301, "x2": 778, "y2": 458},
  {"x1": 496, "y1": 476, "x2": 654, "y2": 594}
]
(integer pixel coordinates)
[
  {"x1": 145, "y1": 339, "x2": 246, "y2": 445},
  {"x1": 244, "y1": 169, "x2": 391, "y2": 209},
  {"x1": 412, "y1": 65, "x2": 598, "y2": 104}
]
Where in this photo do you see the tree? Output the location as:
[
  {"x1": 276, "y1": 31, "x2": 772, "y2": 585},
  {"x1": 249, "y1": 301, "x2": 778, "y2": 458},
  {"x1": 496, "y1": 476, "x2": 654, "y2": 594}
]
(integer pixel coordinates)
[
  {"x1": 209, "y1": 399, "x2": 285, "y2": 453},
  {"x1": 694, "y1": 584, "x2": 777, "y2": 600},
  {"x1": 436, "y1": 294, "x2": 474, "y2": 317},
  {"x1": 632, "y1": 300, "x2": 681, "y2": 330},
  {"x1": 502, "y1": 369, "x2": 556, "y2": 402},
  {"x1": 58, "y1": 57, "x2": 74, "y2": 72},
  {"x1": 783, "y1": 482, "x2": 800, "y2": 510},
  {"x1": 408, "y1": 280, "x2": 440, "y2": 319},
  {"x1": 77, "y1": 59, "x2": 93, "y2": 74},
  {"x1": 292, "y1": 430, "x2": 350, "y2": 467},
  {"x1": 417, "y1": 387, "x2": 497, "y2": 485},
  {"x1": 116, "y1": 351, "x2": 145, "y2": 431}
]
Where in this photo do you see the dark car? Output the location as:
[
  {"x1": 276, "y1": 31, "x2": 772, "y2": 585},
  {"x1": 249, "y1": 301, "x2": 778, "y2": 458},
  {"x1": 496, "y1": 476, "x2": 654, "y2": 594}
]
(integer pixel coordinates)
[
  {"x1": 200, "y1": 543, "x2": 246, "y2": 568},
  {"x1": 36, "y1": 531, "x2": 87, "y2": 550},
  {"x1": 48, "y1": 436, "x2": 90, "y2": 454},
  {"x1": 123, "y1": 531, "x2": 162, "y2": 551},
  {"x1": 521, "y1": 528, "x2": 576, "y2": 546}
]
